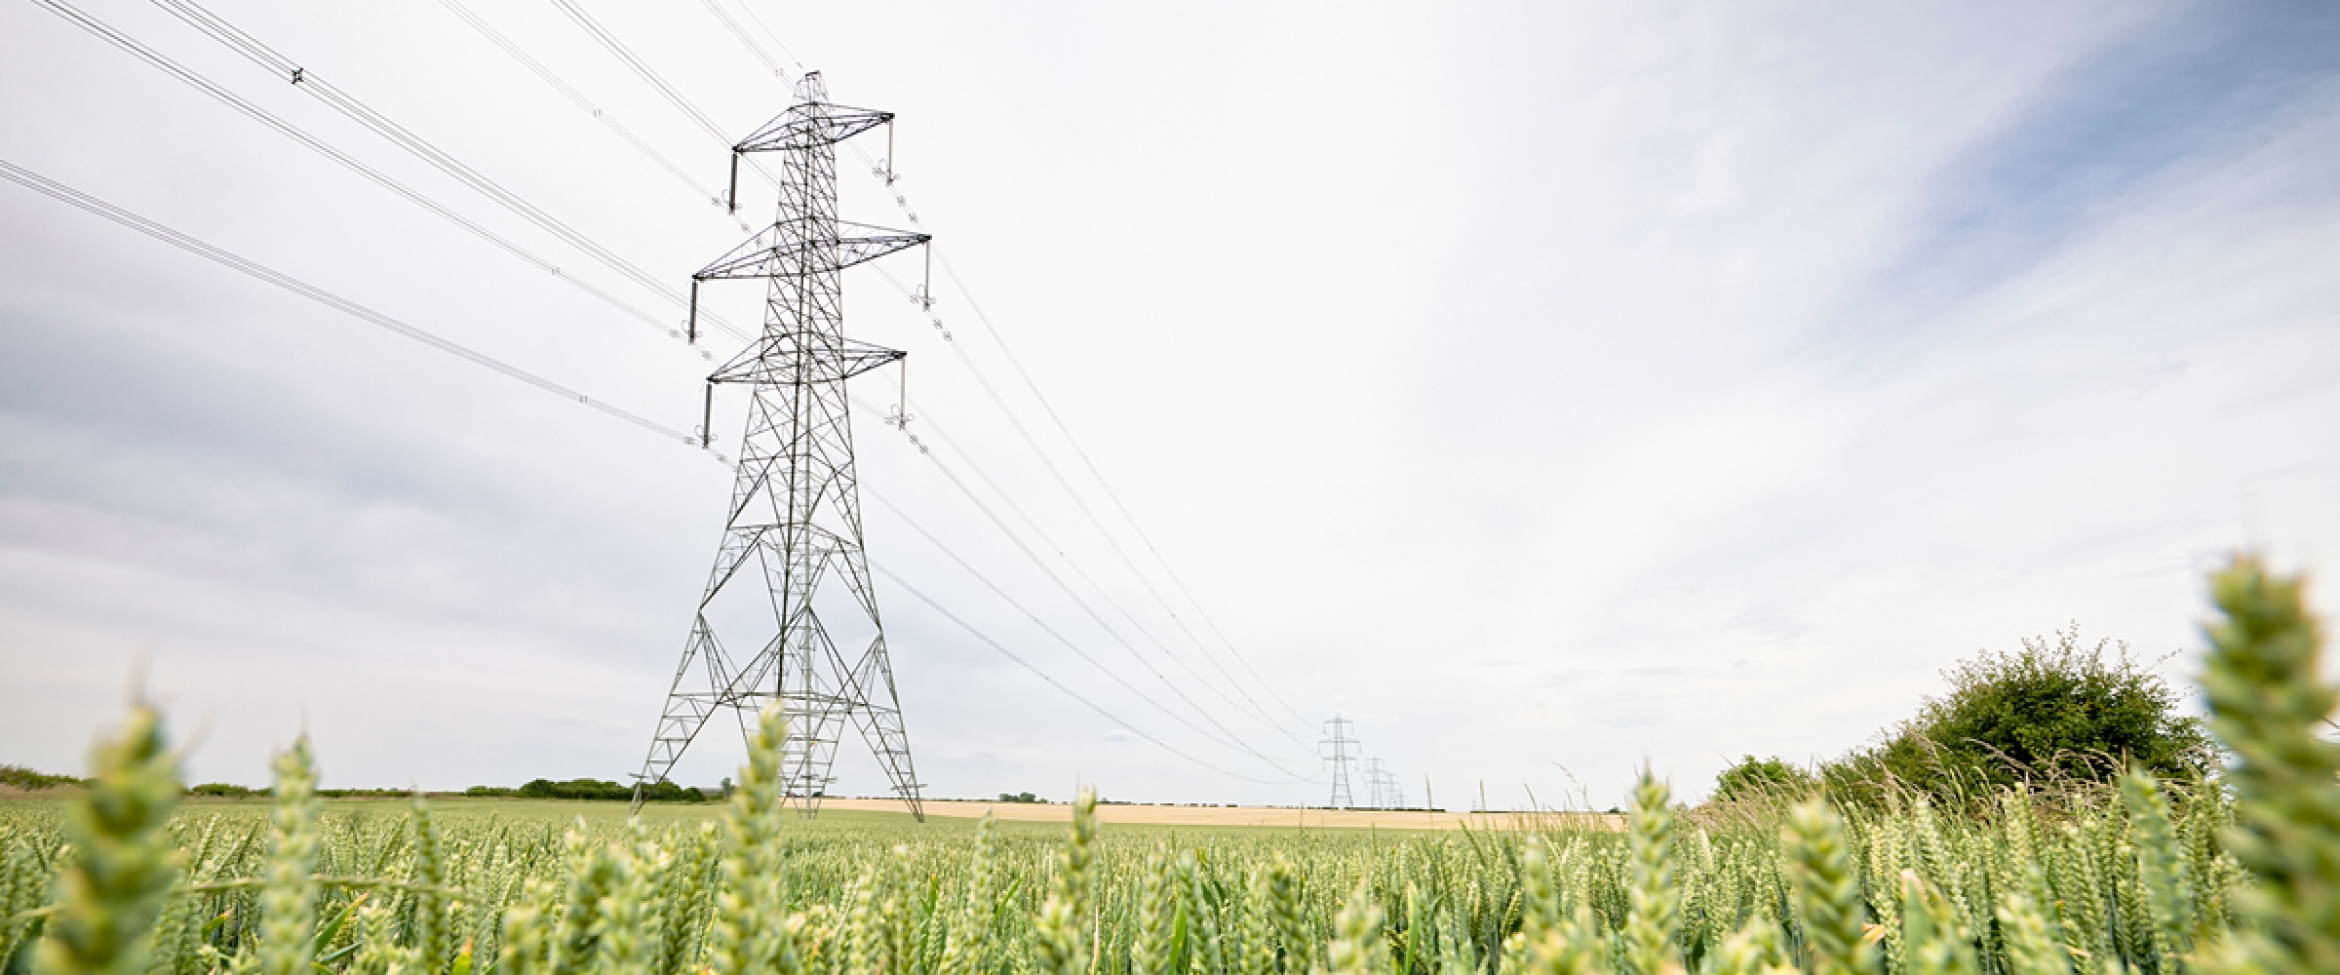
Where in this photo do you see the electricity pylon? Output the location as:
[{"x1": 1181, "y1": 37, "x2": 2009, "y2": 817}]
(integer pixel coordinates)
[
  {"x1": 1322, "y1": 716, "x2": 1357, "y2": 809},
  {"x1": 631, "y1": 71, "x2": 930, "y2": 819}
]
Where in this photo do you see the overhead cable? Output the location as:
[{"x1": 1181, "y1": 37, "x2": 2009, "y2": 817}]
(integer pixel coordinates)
[
  {"x1": 692, "y1": 0, "x2": 789, "y2": 82},
  {"x1": 746, "y1": 64, "x2": 1315, "y2": 740},
  {"x1": 850, "y1": 402, "x2": 1317, "y2": 775},
  {"x1": 934, "y1": 250, "x2": 1318, "y2": 730},
  {"x1": 27, "y1": 0, "x2": 696, "y2": 347},
  {"x1": 860, "y1": 484, "x2": 1313, "y2": 781},
  {"x1": 844, "y1": 390, "x2": 1312, "y2": 773},
  {"x1": 543, "y1": 0, "x2": 730, "y2": 145},
  {"x1": 432, "y1": 0, "x2": 728, "y2": 211},
  {"x1": 0, "y1": 158, "x2": 692, "y2": 444},
  {"x1": 824, "y1": 122, "x2": 1313, "y2": 734},
  {"x1": 144, "y1": 0, "x2": 750, "y2": 341},
  {"x1": 864, "y1": 257, "x2": 1316, "y2": 744},
  {"x1": 871, "y1": 561, "x2": 1312, "y2": 786},
  {"x1": 719, "y1": 0, "x2": 805, "y2": 73},
  {"x1": 856, "y1": 370, "x2": 1319, "y2": 758}
]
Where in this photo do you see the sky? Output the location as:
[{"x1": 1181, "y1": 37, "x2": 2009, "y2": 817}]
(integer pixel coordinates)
[{"x1": 2, "y1": 0, "x2": 2337, "y2": 810}]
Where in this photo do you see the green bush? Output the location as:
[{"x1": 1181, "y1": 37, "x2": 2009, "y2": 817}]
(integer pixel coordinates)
[
  {"x1": 1826, "y1": 626, "x2": 2214, "y2": 807},
  {"x1": 1710, "y1": 755, "x2": 1817, "y2": 802},
  {"x1": 186, "y1": 782, "x2": 260, "y2": 798}
]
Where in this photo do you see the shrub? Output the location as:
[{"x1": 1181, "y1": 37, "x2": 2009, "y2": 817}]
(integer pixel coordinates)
[
  {"x1": 1826, "y1": 625, "x2": 2213, "y2": 806},
  {"x1": 186, "y1": 782, "x2": 260, "y2": 798},
  {"x1": 1710, "y1": 755, "x2": 1817, "y2": 803}
]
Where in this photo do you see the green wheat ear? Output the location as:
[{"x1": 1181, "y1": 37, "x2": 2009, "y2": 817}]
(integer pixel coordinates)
[
  {"x1": 33, "y1": 700, "x2": 182, "y2": 975},
  {"x1": 2197, "y1": 555, "x2": 2340, "y2": 973},
  {"x1": 1622, "y1": 770, "x2": 1683, "y2": 975},
  {"x1": 1264, "y1": 853, "x2": 1311, "y2": 974},
  {"x1": 255, "y1": 739, "x2": 320, "y2": 975},
  {"x1": 2120, "y1": 769, "x2": 2194, "y2": 963},
  {"x1": 1131, "y1": 848, "x2": 1174, "y2": 975},
  {"x1": 1783, "y1": 799, "x2": 1878, "y2": 975},
  {"x1": 1702, "y1": 915, "x2": 1795, "y2": 975},
  {"x1": 1033, "y1": 787, "x2": 1098, "y2": 975},
  {"x1": 1322, "y1": 880, "x2": 1386, "y2": 975},
  {"x1": 1895, "y1": 870, "x2": 1979, "y2": 975},
  {"x1": 708, "y1": 701, "x2": 791, "y2": 975}
]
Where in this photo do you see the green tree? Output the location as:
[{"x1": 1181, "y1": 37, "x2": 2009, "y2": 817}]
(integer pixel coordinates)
[{"x1": 1826, "y1": 625, "x2": 2213, "y2": 806}]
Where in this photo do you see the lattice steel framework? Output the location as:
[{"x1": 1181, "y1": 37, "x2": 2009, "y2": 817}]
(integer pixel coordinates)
[
  {"x1": 632, "y1": 72, "x2": 929, "y2": 820},
  {"x1": 1322, "y1": 716, "x2": 1357, "y2": 809}
]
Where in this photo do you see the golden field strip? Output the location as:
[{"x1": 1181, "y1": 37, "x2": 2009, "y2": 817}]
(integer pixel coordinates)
[{"x1": 813, "y1": 797, "x2": 1618, "y2": 830}]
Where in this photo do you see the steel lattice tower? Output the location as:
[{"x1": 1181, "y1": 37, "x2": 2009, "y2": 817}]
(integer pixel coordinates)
[
  {"x1": 632, "y1": 72, "x2": 930, "y2": 819},
  {"x1": 1321, "y1": 716, "x2": 1357, "y2": 809}
]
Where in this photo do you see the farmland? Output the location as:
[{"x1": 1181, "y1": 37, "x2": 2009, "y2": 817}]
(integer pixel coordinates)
[{"x1": 3, "y1": 556, "x2": 2334, "y2": 975}]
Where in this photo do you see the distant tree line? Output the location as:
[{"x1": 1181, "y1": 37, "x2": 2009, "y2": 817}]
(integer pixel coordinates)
[
  {"x1": 0, "y1": 765, "x2": 83, "y2": 791},
  {"x1": 6, "y1": 772, "x2": 517, "y2": 800},
  {"x1": 465, "y1": 778, "x2": 711, "y2": 802}
]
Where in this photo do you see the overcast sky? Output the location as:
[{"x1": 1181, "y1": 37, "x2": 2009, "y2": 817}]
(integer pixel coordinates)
[{"x1": 3, "y1": 0, "x2": 2337, "y2": 809}]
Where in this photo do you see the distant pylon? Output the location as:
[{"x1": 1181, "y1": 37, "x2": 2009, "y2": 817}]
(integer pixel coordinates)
[
  {"x1": 1366, "y1": 757, "x2": 1394, "y2": 808},
  {"x1": 630, "y1": 71, "x2": 931, "y2": 819},
  {"x1": 1322, "y1": 716, "x2": 1357, "y2": 809}
]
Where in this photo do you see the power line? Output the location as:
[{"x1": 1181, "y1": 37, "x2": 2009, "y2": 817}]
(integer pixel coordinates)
[
  {"x1": 932, "y1": 251, "x2": 1317, "y2": 730},
  {"x1": 720, "y1": 0, "x2": 806, "y2": 74},
  {"x1": 863, "y1": 257, "x2": 1314, "y2": 745},
  {"x1": 543, "y1": 0, "x2": 731, "y2": 145},
  {"x1": 800, "y1": 76, "x2": 1305, "y2": 731},
  {"x1": 144, "y1": 0, "x2": 750, "y2": 342},
  {"x1": 859, "y1": 483, "x2": 1312, "y2": 781},
  {"x1": 0, "y1": 157, "x2": 692, "y2": 444},
  {"x1": 539, "y1": 0, "x2": 787, "y2": 197},
  {"x1": 27, "y1": 0, "x2": 697, "y2": 348},
  {"x1": 859, "y1": 377, "x2": 1320, "y2": 759},
  {"x1": 830, "y1": 133, "x2": 1313, "y2": 734},
  {"x1": 872, "y1": 561, "x2": 1311, "y2": 787},
  {"x1": 691, "y1": 0, "x2": 790, "y2": 82},
  {"x1": 432, "y1": 0, "x2": 729, "y2": 211},
  {"x1": 764, "y1": 64, "x2": 1314, "y2": 742},
  {"x1": 848, "y1": 392, "x2": 1315, "y2": 775}
]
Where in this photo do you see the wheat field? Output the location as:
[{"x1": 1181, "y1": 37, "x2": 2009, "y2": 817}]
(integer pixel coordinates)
[{"x1": 2, "y1": 556, "x2": 2333, "y2": 975}]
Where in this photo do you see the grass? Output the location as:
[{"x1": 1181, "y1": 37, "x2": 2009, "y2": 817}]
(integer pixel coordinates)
[{"x1": 0, "y1": 553, "x2": 2332, "y2": 975}]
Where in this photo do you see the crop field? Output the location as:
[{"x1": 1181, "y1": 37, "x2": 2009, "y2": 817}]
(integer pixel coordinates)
[{"x1": 3, "y1": 557, "x2": 2335, "y2": 975}]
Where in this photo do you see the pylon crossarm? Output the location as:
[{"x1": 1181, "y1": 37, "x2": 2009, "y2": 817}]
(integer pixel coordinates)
[
  {"x1": 734, "y1": 105, "x2": 891, "y2": 153},
  {"x1": 710, "y1": 336, "x2": 903, "y2": 385},
  {"x1": 694, "y1": 221, "x2": 930, "y2": 280}
]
